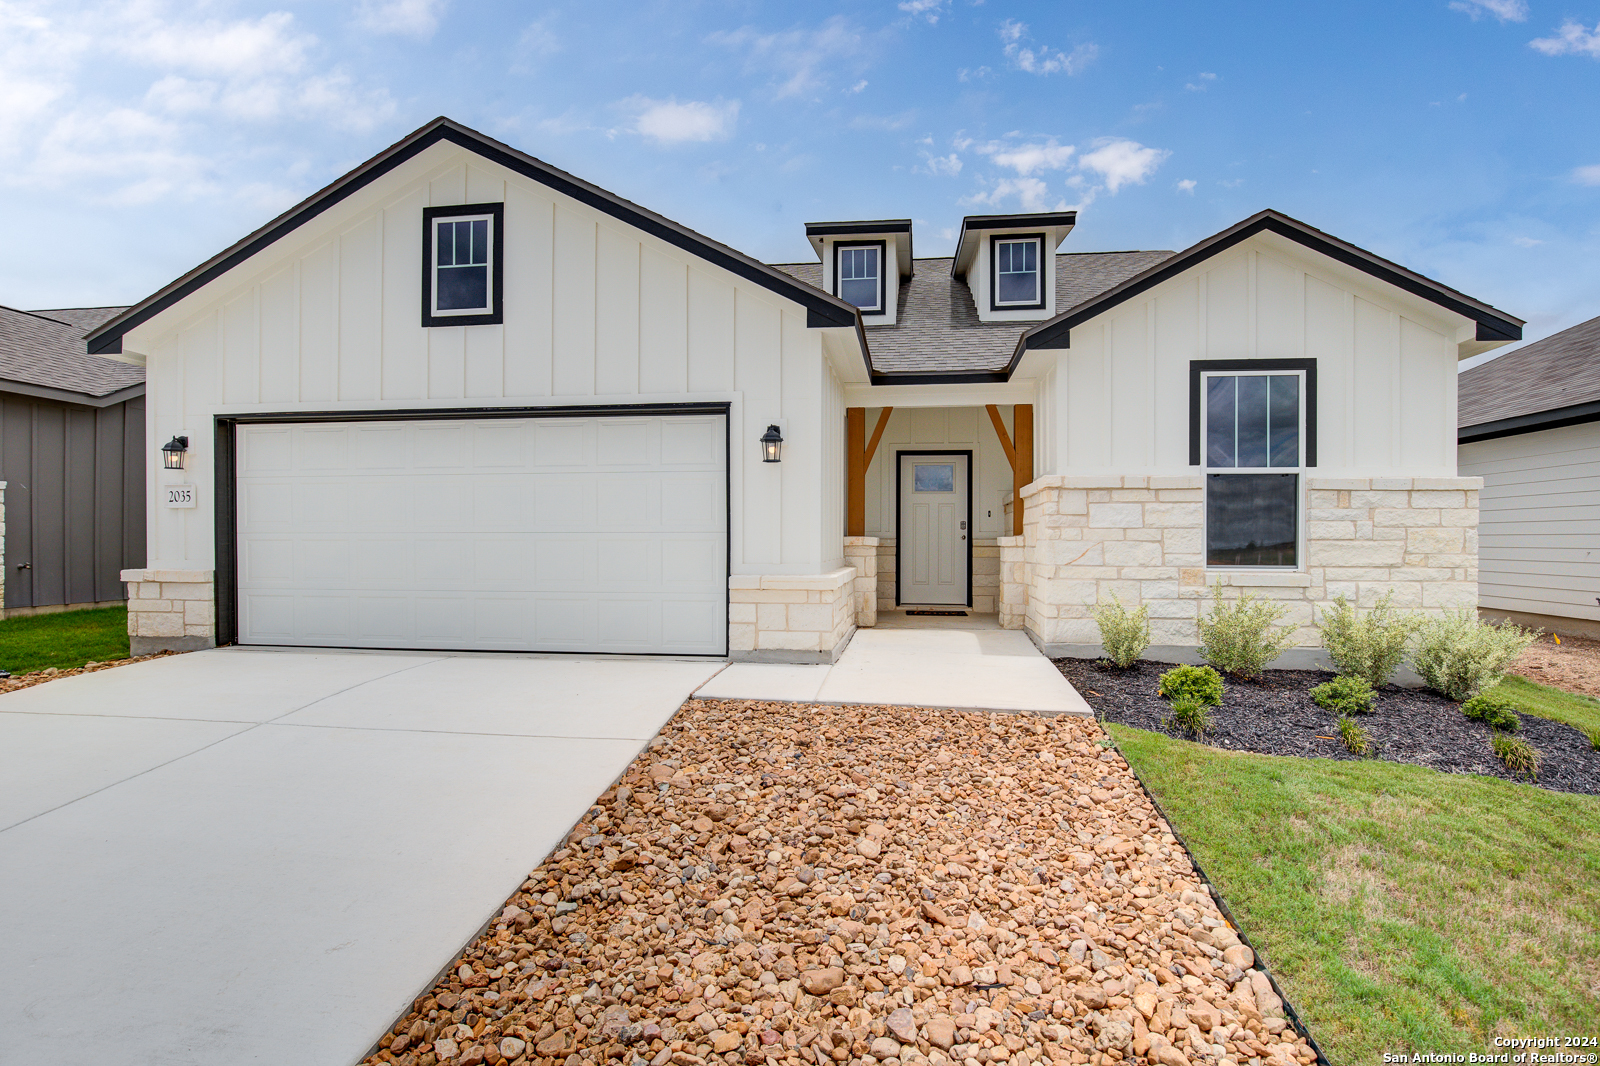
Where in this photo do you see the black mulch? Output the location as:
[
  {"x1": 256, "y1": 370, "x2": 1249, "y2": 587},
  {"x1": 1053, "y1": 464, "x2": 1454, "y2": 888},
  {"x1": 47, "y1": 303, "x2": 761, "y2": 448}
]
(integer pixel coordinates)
[{"x1": 1054, "y1": 658, "x2": 1600, "y2": 797}]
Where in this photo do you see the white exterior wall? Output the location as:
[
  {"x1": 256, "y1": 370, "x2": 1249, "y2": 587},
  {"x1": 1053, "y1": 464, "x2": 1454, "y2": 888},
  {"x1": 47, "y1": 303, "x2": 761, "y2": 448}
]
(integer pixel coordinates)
[
  {"x1": 1460, "y1": 421, "x2": 1600, "y2": 629},
  {"x1": 126, "y1": 142, "x2": 841, "y2": 580},
  {"x1": 1032, "y1": 236, "x2": 1461, "y2": 479}
]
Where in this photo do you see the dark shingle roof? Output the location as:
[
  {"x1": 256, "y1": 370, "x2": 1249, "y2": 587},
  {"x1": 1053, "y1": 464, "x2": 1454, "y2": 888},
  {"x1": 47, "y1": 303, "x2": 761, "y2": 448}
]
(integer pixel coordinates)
[
  {"x1": 1459, "y1": 313, "x2": 1600, "y2": 430},
  {"x1": 30, "y1": 307, "x2": 129, "y2": 332},
  {"x1": 770, "y1": 250, "x2": 1173, "y2": 374},
  {"x1": 0, "y1": 305, "x2": 142, "y2": 399}
]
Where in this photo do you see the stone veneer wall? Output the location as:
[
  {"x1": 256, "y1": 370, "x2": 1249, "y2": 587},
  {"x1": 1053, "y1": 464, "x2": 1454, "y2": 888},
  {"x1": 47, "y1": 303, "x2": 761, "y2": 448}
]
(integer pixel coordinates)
[
  {"x1": 1015, "y1": 475, "x2": 1480, "y2": 657},
  {"x1": 842, "y1": 538, "x2": 878, "y2": 628},
  {"x1": 728, "y1": 568, "x2": 856, "y2": 663},
  {"x1": 121, "y1": 569, "x2": 217, "y2": 655},
  {"x1": 875, "y1": 538, "x2": 1000, "y2": 614},
  {"x1": 998, "y1": 535, "x2": 1026, "y2": 630}
]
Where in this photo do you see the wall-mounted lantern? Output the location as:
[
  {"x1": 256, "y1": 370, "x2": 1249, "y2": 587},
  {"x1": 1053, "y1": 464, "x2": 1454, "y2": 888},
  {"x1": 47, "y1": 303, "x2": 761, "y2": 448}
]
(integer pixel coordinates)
[
  {"x1": 162, "y1": 436, "x2": 189, "y2": 470},
  {"x1": 760, "y1": 425, "x2": 783, "y2": 463}
]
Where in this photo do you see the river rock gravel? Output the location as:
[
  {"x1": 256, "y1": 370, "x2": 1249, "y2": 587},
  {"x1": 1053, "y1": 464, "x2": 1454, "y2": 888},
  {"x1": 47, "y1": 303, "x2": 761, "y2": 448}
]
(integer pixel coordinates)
[{"x1": 361, "y1": 699, "x2": 1315, "y2": 1066}]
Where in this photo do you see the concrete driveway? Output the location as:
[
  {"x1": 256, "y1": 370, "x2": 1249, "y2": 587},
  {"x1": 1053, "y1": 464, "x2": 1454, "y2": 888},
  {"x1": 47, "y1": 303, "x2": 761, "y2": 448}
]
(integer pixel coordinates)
[{"x1": 0, "y1": 647, "x2": 720, "y2": 1066}]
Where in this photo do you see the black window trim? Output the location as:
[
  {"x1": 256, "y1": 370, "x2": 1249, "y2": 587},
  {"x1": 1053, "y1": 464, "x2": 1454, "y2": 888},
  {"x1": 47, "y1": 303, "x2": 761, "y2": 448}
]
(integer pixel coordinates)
[
  {"x1": 1189, "y1": 358, "x2": 1317, "y2": 467},
  {"x1": 421, "y1": 201, "x2": 505, "y2": 327},
  {"x1": 833, "y1": 239, "x2": 888, "y2": 317},
  {"x1": 989, "y1": 233, "x2": 1047, "y2": 312}
]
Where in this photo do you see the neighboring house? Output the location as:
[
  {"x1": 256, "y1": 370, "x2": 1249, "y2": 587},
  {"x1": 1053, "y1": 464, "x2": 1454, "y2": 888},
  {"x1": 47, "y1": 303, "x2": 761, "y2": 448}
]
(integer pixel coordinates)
[
  {"x1": 88, "y1": 117, "x2": 1521, "y2": 662},
  {"x1": 0, "y1": 305, "x2": 144, "y2": 616},
  {"x1": 1459, "y1": 315, "x2": 1600, "y2": 638}
]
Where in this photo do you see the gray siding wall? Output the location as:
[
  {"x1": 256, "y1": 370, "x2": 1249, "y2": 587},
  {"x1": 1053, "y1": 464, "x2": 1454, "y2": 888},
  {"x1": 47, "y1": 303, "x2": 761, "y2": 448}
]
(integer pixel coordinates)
[{"x1": 0, "y1": 393, "x2": 145, "y2": 609}]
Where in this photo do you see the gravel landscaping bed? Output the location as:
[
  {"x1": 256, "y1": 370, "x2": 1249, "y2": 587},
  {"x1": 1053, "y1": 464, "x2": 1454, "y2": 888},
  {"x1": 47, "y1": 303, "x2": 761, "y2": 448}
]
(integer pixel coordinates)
[
  {"x1": 362, "y1": 700, "x2": 1316, "y2": 1066},
  {"x1": 0, "y1": 652, "x2": 165, "y2": 694},
  {"x1": 1054, "y1": 659, "x2": 1600, "y2": 797}
]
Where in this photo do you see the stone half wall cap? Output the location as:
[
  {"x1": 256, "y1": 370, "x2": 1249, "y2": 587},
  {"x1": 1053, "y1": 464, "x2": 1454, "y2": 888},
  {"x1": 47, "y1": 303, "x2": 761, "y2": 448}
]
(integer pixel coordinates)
[
  {"x1": 728, "y1": 568, "x2": 855, "y2": 592},
  {"x1": 1019, "y1": 474, "x2": 1207, "y2": 499},
  {"x1": 121, "y1": 568, "x2": 215, "y2": 583},
  {"x1": 843, "y1": 536, "x2": 881, "y2": 547}
]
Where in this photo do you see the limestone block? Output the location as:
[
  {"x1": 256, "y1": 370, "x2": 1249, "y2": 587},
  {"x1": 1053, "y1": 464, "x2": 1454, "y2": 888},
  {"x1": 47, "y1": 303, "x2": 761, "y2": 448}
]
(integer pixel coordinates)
[
  {"x1": 756, "y1": 629, "x2": 822, "y2": 652},
  {"x1": 729, "y1": 602, "x2": 756, "y2": 624},
  {"x1": 1350, "y1": 490, "x2": 1411, "y2": 508},
  {"x1": 1120, "y1": 566, "x2": 1179, "y2": 580},
  {"x1": 1423, "y1": 582, "x2": 1478, "y2": 609},
  {"x1": 1407, "y1": 527, "x2": 1465, "y2": 553},
  {"x1": 184, "y1": 600, "x2": 215, "y2": 626},
  {"x1": 1162, "y1": 527, "x2": 1203, "y2": 557},
  {"x1": 1036, "y1": 578, "x2": 1098, "y2": 605},
  {"x1": 731, "y1": 589, "x2": 807, "y2": 604},
  {"x1": 1321, "y1": 566, "x2": 1402, "y2": 581},
  {"x1": 1146, "y1": 598, "x2": 1198, "y2": 618},
  {"x1": 1306, "y1": 540, "x2": 1405, "y2": 567},
  {"x1": 1110, "y1": 489, "x2": 1157, "y2": 502},
  {"x1": 1440, "y1": 508, "x2": 1477, "y2": 527},
  {"x1": 762, "y1": 570, "x2": 854, "y2": 592},
  {"x1": 1413, "y1": 476, "x2": 1481, "y2": 490},
  {"x1": 1306, "y1": 507, "x2": 1369, "y2": 522},
  {"x1": 1371, "y1": 478, "x2": 1414, "y2": 490},
  {"x1": 727, "y1": 575, "x2": 762, "y2": 590},
  {"x1": 1180, "y1": 568, "x2": 1206, "y2": 586},
  {"x1": 139, "y1": 582, "x2": 162, "y2": 598},
  {"x1": 1041, "y1": 539, "x2": 1103, "y2": 567},
  {"x1": 1307, "y1": 521, "x2": 1355, "y2": 540},
  {"x1": 1355, "y1": 521, "x2": 1374, "y2": 539},
  {"x1": 1127, "y1": 527, "x2": 1165, "y2": 543},
  {"x1": 1144, "y1": 502, "x2": 1203, "y2": 527},
  {"x1": 1307, "y1": 490, "x2": 1341, "y2": 508},
  {"x1": 1409, "y1": 490, "x2": 1467, "y2": 508},
  {"x1": 1054, "y1": 617, "x2": 1103, "y2": 644},
  {"x1": 1096, "y1": 579, "x2": 1143, "y2": 604},
  {"x1": 1154, "y1": 489, "x2": 1204, "y2": 502},
  {"x1": 785, "y1": 603, "x2": 834, "y2": 631},
  {"x1": 1305, "y1": 478, "x2": 1370, "y2": 490},
  {"x1": 139, "y1": 611, "x2": 185, "y2": 638},
  {"x1": 757, "y1": 603, "x2": 788, "y2": 630},
  {"x1": 163, "y1": 582, "x2": 214, "y2": 600},
  {"x1": 1140, "y1": 580, "x2": 1182, "y2": 600},
  {"x1": 1360, "y1": 582, "x2": 1421, "y2": 607},
  {"x1": 1103, "y1": 540, "x2": 1164, "y2": 567},
  {"x1": 1150, "y1": 475, "x2": 1205, "y2": 489},
  {"x1": 1087, "y1": 502, "x2": 1143, "y2": 528},
  {"x1": 128, "y1": 598, "x2": 173, "y2": 614},
  {"x1": 1055, "y1": 490, "x2": 1089, "y2": 514},
  {"x1": 1373, "y1": 526, "x2": 1406, "y2": 541},
  {"x1": 1087, "y1": 489, "x2": 1112, "y2": 503},
  {"x1": 1150, "y1": 618, "x2": 1199, "y2": 644}
]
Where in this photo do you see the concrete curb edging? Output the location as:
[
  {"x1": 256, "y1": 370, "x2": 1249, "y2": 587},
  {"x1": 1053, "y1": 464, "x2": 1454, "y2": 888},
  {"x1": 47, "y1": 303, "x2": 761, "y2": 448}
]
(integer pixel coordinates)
[{"x1": 1097, "y1": 723, "x2": 1332, "y2": 1066}]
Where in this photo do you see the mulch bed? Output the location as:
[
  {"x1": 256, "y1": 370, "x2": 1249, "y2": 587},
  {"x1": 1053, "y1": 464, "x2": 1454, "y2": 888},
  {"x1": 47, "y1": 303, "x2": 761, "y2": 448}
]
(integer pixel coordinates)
[{"x1": 1053, "y1": 659, "x2": 1600, "y2": 798}]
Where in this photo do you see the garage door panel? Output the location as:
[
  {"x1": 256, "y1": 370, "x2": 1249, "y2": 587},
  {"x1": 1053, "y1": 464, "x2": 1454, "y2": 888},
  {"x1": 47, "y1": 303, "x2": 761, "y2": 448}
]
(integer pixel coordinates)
[{"x1": 237, "y1": 415, "x2": 726, "y2": 653}]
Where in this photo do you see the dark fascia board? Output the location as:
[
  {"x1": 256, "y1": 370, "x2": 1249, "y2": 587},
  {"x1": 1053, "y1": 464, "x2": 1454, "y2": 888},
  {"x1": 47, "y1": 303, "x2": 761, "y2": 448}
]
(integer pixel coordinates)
[
  {"x1": 868, "y1": 370, "x2": 1010, "y2": 386},
  {"x1": 1012, "y1": 209, "x2": 1526, "y2": 372},
  {"x1": 0, "y1": 379, "x2": 145, "y2": 408},
  {"x1": 88, "y1": 116, "x2": 863, "y2": 355},
  {"x1": 805, "y1": 219, "x2": 912, "y2": 236},
  {"x1": 952, "y1": 212, "x2": 1077, "y2": 277},
  {"x1": 1458, "y1": 398, "x2": 1600, "y2": 443}
]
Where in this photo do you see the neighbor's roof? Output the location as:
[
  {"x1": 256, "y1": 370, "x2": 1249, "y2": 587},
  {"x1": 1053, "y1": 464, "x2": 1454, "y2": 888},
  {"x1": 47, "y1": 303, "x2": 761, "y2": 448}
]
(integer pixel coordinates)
[
  {"x1": 87, "y1": 117, "x2": 863, "y2": 358},
  {"x1": 1458, "y1": 313, "x2": 1600, "y2": 442},
  {"x1": 0, "y1": 305, "x2": 141, "y2": 402},
  {"x1": 770, "y1": 250, "x2": 1173, "y2": 378}
]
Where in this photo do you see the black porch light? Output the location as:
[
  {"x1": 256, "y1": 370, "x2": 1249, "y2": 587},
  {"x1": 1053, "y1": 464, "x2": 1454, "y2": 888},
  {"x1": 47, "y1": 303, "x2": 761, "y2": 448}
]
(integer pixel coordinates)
[
  {"x1": 760, "y1": 424, "x2": 783, "y2": 463},
  {"x1": 162, "y1": 435, "x2": 189, "y2": 470}
]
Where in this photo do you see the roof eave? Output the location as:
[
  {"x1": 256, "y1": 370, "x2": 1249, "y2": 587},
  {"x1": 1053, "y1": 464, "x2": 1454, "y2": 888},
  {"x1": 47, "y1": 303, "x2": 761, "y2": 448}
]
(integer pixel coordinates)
[{"x1": 1459, "y1": 398, "x2": 1600, "y2": 443}]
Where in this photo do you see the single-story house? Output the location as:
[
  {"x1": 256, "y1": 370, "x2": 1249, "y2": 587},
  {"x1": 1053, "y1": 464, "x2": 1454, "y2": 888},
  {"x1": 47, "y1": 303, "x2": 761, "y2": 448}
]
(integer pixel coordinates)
[
  {"x1": 88, "y1": 117, "x2": 1521, "y2": 662},
  {"x1": 1459, "y1": 314, "x2": 1600, "y2": 638},
  {"x1": 0, "y1": 304, "x2": 144, "y2": 616}
]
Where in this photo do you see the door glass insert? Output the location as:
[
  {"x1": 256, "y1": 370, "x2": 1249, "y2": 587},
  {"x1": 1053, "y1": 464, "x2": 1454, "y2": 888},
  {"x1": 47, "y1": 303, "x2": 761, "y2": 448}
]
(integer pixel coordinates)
[{"x1": 913, "y1": 464, "x2": 955, "y2": 492}]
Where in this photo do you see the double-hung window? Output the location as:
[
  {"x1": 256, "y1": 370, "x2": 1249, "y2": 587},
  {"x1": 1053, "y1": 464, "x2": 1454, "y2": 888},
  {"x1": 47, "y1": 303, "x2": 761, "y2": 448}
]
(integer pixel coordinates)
[
  {"x1": 1203, "y1": 370, "x2": 1305, "y2": 567},
  {"x1": 835, "y1": 242, "x2": 884, "y2": 314},
  {"x1": 992, "y1": 235, "x2": 1044, "y2": 310},
  {"x1": 422, "y1": 202, "x2": 504, "y2": 326}
]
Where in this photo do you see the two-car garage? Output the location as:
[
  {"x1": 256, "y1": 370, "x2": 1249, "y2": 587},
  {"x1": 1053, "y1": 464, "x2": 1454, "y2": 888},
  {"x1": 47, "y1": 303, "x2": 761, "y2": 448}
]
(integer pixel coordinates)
[{"x1": 228, "y1": 410, "x2": 728, "y2": 656}]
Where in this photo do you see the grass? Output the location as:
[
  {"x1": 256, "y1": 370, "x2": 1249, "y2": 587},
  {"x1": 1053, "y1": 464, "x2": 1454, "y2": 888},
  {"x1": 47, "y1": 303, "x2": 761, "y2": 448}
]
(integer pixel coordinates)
[
  {"x1": 0, "y1": 606, "x2": 130, "y2": 674},
  {"x1": 1492, "y1": 674, "x2": 1600, "y2": 746},
  {"x1": 1109, "y1": 723, "x2": 1600, "y2": 1066}
]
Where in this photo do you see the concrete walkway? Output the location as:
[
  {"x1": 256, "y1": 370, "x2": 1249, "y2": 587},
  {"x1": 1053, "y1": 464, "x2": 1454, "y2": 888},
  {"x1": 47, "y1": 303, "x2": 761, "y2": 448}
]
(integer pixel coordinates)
[
  {"x1": 0, "y1": 647, "x2": 720, "y2": 1066},
  {"x1": 696, "y1": 622, "x2": 1092, "y2": 715}
]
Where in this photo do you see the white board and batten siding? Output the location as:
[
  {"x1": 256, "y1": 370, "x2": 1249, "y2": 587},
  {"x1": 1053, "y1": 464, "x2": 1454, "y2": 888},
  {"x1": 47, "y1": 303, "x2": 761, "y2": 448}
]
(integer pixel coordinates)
[
  {"x1": 1460, "y1": 421, "x2": 1600, "y2": 626},
  {"x1": 131, "y1": 141, "x2": 845, "y2": 582},
  {"x1": 1032, "y1": 235, "x2": 1462, "y2": 478}
]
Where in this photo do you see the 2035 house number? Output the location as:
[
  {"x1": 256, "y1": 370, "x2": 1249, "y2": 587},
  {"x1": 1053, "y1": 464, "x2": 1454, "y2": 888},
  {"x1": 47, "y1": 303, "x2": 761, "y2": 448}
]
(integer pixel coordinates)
[{"x1": 164, "y1": 484, "x2": 197, "y2": 509}]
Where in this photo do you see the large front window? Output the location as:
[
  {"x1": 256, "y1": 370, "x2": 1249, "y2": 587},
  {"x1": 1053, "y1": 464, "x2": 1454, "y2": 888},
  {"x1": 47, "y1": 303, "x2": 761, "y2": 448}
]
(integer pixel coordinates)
[
  {"x1": 1204, "y1": 372, "x2": 1303, "y2": 567},
  {"x1": 837, "y1": 244, "x2": 883, "y2": 312}
]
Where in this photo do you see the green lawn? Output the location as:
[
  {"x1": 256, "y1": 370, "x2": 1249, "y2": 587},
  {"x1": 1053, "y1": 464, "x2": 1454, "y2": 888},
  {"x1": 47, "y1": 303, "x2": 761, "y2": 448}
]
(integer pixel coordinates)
[
  {"x1": 1493, "y1": 674, "x2": 1600, "y2": 745},
  {"x1": 1109, "y1": 723, "x2": 1600, "y2": 1066},
  {"x1": 0, "y1": 605, "x2": 130, "y2": 675}
]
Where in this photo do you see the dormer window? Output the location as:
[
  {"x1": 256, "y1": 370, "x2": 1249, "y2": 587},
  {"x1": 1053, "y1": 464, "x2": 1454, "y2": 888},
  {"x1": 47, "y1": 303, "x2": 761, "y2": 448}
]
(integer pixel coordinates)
[
  {"x1": 992, "y1": 235, "x2": 1045, "y2": 310},
  {"x1": 835, "y1": 241, "x2": 886, "y2": 314},
  {"x1": 422, "y1": 202, "x2": 504, "y2": 327}
]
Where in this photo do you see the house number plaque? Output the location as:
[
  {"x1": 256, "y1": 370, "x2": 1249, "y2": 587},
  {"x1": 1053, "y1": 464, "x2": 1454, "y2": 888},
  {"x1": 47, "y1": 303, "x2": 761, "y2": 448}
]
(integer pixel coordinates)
[{"x1": 165, "y1": 484, "x2": 197, "y2": 508}]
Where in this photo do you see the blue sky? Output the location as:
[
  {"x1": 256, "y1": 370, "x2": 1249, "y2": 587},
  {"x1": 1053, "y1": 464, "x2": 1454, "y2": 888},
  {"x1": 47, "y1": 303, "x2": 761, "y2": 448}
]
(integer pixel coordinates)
[{"x1": 4, "y1": 0, "x2": 1599, "y2": 360}]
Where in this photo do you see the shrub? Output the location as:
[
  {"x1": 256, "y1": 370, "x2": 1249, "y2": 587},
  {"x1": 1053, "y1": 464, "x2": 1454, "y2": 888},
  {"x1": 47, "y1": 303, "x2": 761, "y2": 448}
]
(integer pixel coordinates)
[
  {"x1": 1311, "y1": 675, "x2": 1376, "y2": 716},
  {"x1": 1158, "y1": 664, "x2": 1224, "y2": 707},
  {"x1": 1164, "y1": 696, "x2": 1214, "y2": 739},
  {"x1": 1196, "y1": 585, "x2": 1295, "y2": 679},
  {"x1": 1337, "y1": 716, "x2": 1372, "y2": 756},
  {"x1": 1491, "y1": 734, "x2": 1540, "y2": 780},
  {"x1": 1093, "y1": 594, "x2": 1151, "y2": 669},
  {"x1": 1461, "y1": 691, "x2": 1522, "y2": 733},
  {"x1": 1410, "y1": 612, "x2": 1540, "y2": 701},
  {"x1": 1315, "y1": 592, "x2": 1420, "y2": 687}
]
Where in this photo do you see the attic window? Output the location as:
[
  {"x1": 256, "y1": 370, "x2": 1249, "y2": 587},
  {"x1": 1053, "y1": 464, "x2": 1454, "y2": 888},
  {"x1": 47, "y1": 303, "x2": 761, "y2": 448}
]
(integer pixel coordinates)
[
  {"x1": 991, "y1": 235, "x2": 1044, "y2": 310},
  {"x1": 835, "y1": 241, "x2": 885, "y2": 314},
  {"x1": 422, "y1": 202, "x2": 504, "y2": 327}
]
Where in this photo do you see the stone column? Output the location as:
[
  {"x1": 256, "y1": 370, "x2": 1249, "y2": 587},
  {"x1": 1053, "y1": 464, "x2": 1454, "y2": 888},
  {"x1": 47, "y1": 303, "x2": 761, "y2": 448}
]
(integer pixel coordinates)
[
  {"x1": 843, "y1": 537, "x2": 879, "y2": 628},
  {"x1": 121, "y1": 569, "x2": 216, "y2": 655},
  {"x1": 998, "y1": 535, "x2": 1027, "y2": 629}
]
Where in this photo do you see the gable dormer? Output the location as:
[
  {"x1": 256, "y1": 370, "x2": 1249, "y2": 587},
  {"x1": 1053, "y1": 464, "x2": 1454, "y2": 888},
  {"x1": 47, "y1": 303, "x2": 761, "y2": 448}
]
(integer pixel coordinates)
[
  {"x1": 806, "y1": 220, "x2": 913, "y2": 326},
  {"x1": 952, "y1": 212, "x2": 1075, "y2": 323}
]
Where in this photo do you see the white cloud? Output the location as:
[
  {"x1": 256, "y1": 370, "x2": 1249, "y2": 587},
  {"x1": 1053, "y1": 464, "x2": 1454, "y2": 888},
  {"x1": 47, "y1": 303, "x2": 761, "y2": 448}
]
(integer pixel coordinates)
[
  {"x1": 623, "y1": 96, "x2": 739, "y2": 144},
  {"x1": 1531, "y1": 20, "x2": 1600, "y2": 56},
  {"x1": 1511, "y1": 236, "x2": 1544, "y2": 247},
  {"x1": 1077, "y1": 138, "x2": 1170, "y2": 192},
  {"x1": 1449, "y1": 0, "x2": 1528, "y2": 21},
  {"x1": 975, "y1": 139, "x2": 1075, "y2": 176},
  {"x1": 1572, "y1": 164, "x2": 1600, "y2": 185},
  {"x1": 356, "y1": 0, "x2": 449, "y2": 39},
  {"x1": 513, "y1": 15, "x2": 560, "y2": 71},
  {"x1": 708, "y1": 16, "x2": 869, "y2": 99},
  {"x1": 848, "y1": 79, "x2": 868, "y2": 93},
  {"x1": 1177, "y1": 178, "x2": 1197, "y2": 193},
  {"x1": 916, "y1": 152, "x2": 963, "y2": 177},
  {"x1": 964, "y1": 177, "x2": 1062, "y2": 212},
  {"x1": 1184, "y1": 72, "x2": 1218, "y2": 91},
  {"x1": 898, "y1": 0, "x2": 947, "y2": 24},
  {"x1": 998, "y1": 20, "x2": 1096, "y2": 75}
]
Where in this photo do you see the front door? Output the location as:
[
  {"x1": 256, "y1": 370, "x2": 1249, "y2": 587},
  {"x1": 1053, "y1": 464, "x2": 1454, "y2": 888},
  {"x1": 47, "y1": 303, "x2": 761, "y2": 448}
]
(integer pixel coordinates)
[{"x1": 898, "y1": 452, "x2": 969, "y2": 605}]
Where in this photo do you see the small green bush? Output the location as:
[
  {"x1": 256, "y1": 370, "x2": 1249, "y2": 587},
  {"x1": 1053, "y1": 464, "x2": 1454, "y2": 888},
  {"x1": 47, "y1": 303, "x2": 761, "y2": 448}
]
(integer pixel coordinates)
[
  {"x1": 1311, "y1": 675, "x2": 1376, "y2": 716},
  {"x1": 1093, "y1": 594, "x2": 1151, "y2": 669},
  {"x1": 1491, "y1": 734, "x2": 1540, "y2": 780},
  {"x1": 1461, "y1": 691, "x2": 1522, "y2": 733},
  {"x1": 1158, "y1": 664, "x2": 1224, "y2": 707},
  {"x1": 1315, "y1": 592, "x2": 1420, "y2": 687},
  {"x1": 1164, "y1": 696, "x2": 1214, "y2": 739},
  {"x1": 1197, "y1": 585, "x2": 1294, "y2": 679},
  {"x1": 1337, "y1": 716, "x2": 1372, "y2": 756},
  {"x1": 1410, "y1": 612, "x2": 1540, "y2": 701}
]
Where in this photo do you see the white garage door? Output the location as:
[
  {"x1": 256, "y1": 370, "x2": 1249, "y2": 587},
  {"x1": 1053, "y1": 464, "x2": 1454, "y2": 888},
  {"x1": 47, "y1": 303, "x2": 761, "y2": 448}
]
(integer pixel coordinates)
[{"x1": 234, "y1": 414, "x2": 726, "y2": 654}]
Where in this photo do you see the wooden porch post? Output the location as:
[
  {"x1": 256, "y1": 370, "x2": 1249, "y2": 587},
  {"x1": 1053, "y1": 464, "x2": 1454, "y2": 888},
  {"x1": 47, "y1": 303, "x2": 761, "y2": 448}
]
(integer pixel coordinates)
[
  {"x1": 986, "y1": 403, "x2": 1034, "y2": 537},
  {"x1": 846, "y1": 407, "x2": 894, "y2": 537}
]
